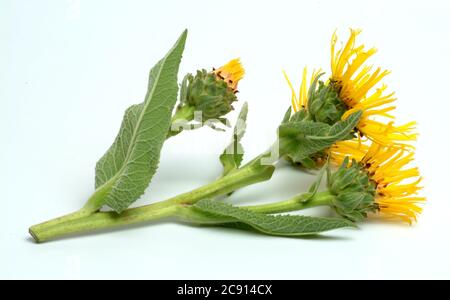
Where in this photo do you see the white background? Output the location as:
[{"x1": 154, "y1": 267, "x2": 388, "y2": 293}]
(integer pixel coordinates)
[{"x1": 1, "y1": 0, "x2": 450, "y2": 279}]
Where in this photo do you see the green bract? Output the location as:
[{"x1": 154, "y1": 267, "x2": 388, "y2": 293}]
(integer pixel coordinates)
[
  {"x1": 180, "y1": 69, "x2": 238, "y2": 120},
  {"x1": 327, "y1": 158, "x2": 378, "y2": 222},
  {"x1": 220, "y1": 102, "x2": 248, "y2": 176},
  {"x1": 308, "y1": 80, "x2": 347, "y2": 125}
]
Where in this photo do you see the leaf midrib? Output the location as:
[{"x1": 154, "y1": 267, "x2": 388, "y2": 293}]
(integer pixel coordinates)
[
  {"x1": 306, "y1": 111, "x2": 360, "y2": 140},
  {"x1": 97, "y1": 58, "x2": 167, "y2": 194}
]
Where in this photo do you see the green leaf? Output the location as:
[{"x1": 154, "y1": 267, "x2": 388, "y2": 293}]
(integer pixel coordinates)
[
  {"x1": 193, "y1": 199, "x2": 354, "y2": 236},
  {"x1": 280, "y1": 120, "x2": 330, "y2": 137},
  {"x1": 179, "y1": 73, "x2": 190, "y2": 104},
  {"x1": 294, "y1": 162, "x2": 328, "y2": 202},
  {"x1": 289, "y1": 109, "x2": 309, "y2": 123},
  {"x1": 94, "y1": 30, "x2": 188, "y2": 213},
  {"x1": 279, "y1": 110, "x2": 362, "y2": 163},
  {"x1": 305, "y1": 160, "x2": 329, "y2": 200},
  {"x1": 219, "y1": 102, "x2": 248, "y2": 176}
]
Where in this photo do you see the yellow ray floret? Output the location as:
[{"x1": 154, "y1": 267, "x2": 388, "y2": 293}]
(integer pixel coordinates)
[
  {"x1": 330, "y1": 29, "x2": 416, "y2": 147},
  {"x1": 357, "y1": 142, "x2": 424, "y2": 223},
  {"x1": 283, "y1": 67, "x2": 322, "y2": 112},
  {"x1": 330, "y1": 139, "x2": 369, "y2": 166},
  {"x1": 330, "y1": 29, "x2": 381, "y2": 106},
  {"x1": 214, "y1": 58, "x2": 245, "y2": 92},
  {"x1": 330, "y1": 140, "x2": 425, "y2": 223}
]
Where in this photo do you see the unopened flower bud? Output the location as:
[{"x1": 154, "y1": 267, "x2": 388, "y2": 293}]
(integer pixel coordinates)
[{"x1": 179, "y1": 59, "x2": 245, "y2": 120}]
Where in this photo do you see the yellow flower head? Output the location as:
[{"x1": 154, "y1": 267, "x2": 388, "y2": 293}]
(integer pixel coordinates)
[
  {"x1": 331, "y1": 140, "x2": 425, "y2": 223},
  {"x1": 330, "y1": 29, "x2": 417, "y2": 147},
  {"x1": 283, "y1": 30, "x2": 417, "y2": 148},
  {"x1": 214, "y1": 58, "x2": 245, "y2": 92}
]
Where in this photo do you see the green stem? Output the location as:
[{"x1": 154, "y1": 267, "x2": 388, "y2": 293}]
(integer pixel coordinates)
[
  {"x1": 30, "y1": 156, "x2": 275, "y2": 242},
  {"x1": 30, "y1": 189, "x2": 334, "y2": 242},
  {"x1": 30, "y1": 121, "x2": 288, "y2": 243},
  {"x1": 167, "y1": 105, "x2": 195, "y2": 138}
]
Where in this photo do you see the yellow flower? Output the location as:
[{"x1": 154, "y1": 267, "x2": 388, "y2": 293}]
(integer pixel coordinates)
[
  {"x1": 331, "y1": 140, "x2": 425, "y2": 223},
  {"x1": 214, "y1": 58, "x2": 245, "y2": 92},
  {"x1": 330, "y1": 29, "x2": 416, "y2": 147},
  {"x1": 284, "y1": 30, "x2": 417, "y2": 149}
]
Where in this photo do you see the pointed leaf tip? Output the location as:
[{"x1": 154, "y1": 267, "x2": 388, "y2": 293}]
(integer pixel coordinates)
[{"x1": 95, "y1": 31, "x2": 188, "y2": 213}]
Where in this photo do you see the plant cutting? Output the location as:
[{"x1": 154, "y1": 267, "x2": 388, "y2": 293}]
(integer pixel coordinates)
[{"x1": 29, "y1": 29, "x2": 424, "y2": 243}]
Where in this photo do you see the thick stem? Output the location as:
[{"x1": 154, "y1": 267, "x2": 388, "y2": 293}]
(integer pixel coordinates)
[
  {"x1": 29, "y1": 180, "x2": 113, "y2": 235},
  {"x1": 30, "y1": 201, "x2": 179, "y2": 243},
  {"x1": 29, "y1": 157, "x2": 275, "y2": 242},
  {"x1": 30, "y1": 190, "x2": 334, "y2": 242},
  {"x1": 31, "y1": 105, "x2": 207, "y2": 238}
]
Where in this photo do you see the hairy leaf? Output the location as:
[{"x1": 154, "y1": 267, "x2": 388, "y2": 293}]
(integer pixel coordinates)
[
  {"x1": 299, "y1": 160, "x2": 329, "y2": 202},
  {"x1": 194, "y1": 199, "x2": 354, "y2": 236},
  {"x1": 280, "y1": 110, "x2": 362, "y2": 163},
  {"x1": 95, "y1": 30, "x2": 188, "y2": 213}
]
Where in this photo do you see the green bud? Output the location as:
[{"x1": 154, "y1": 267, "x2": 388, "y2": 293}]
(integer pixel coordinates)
[
  {"x1": 327, "y1": 158, "x2": 377, "y2": 222},
  {"x1": 308, "y1": 81, "x2": 347, "y2": 125},
  {"x1": 180, "y1": 69, "x2": 238, "y2": 120}
]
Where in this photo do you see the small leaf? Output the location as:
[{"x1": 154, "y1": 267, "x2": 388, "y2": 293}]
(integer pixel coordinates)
[
  {"x1": 194, "y1": 200, "x2": 354, "y2": 236},
  {"x1": 289, "y1": 109, "x2": 309, "y2": 123},
  {"x1": 307, "y1": 72, "x2": 325, "y2": 109},
  {"x1": 297, "y1": 157, "x2": 316, "y2": 169},
  {"x1": 328, "y1": 111, "x2": 362, "y2": 136},
  {"x1": 304, "y1": 160, "x2": 329, "y2": 201},
  {"x1": 95, "y1": 30, "x2": 188, "y2": 213},
  {"x1": 220, "y1": 102, "x2": 248, "y2": 176},
  {"x1": 179, "y1": 73, "x2": 191, "y2": 104},
  {"x1": 280, "y1": 110, "x2": 362, "y2": 163}
]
